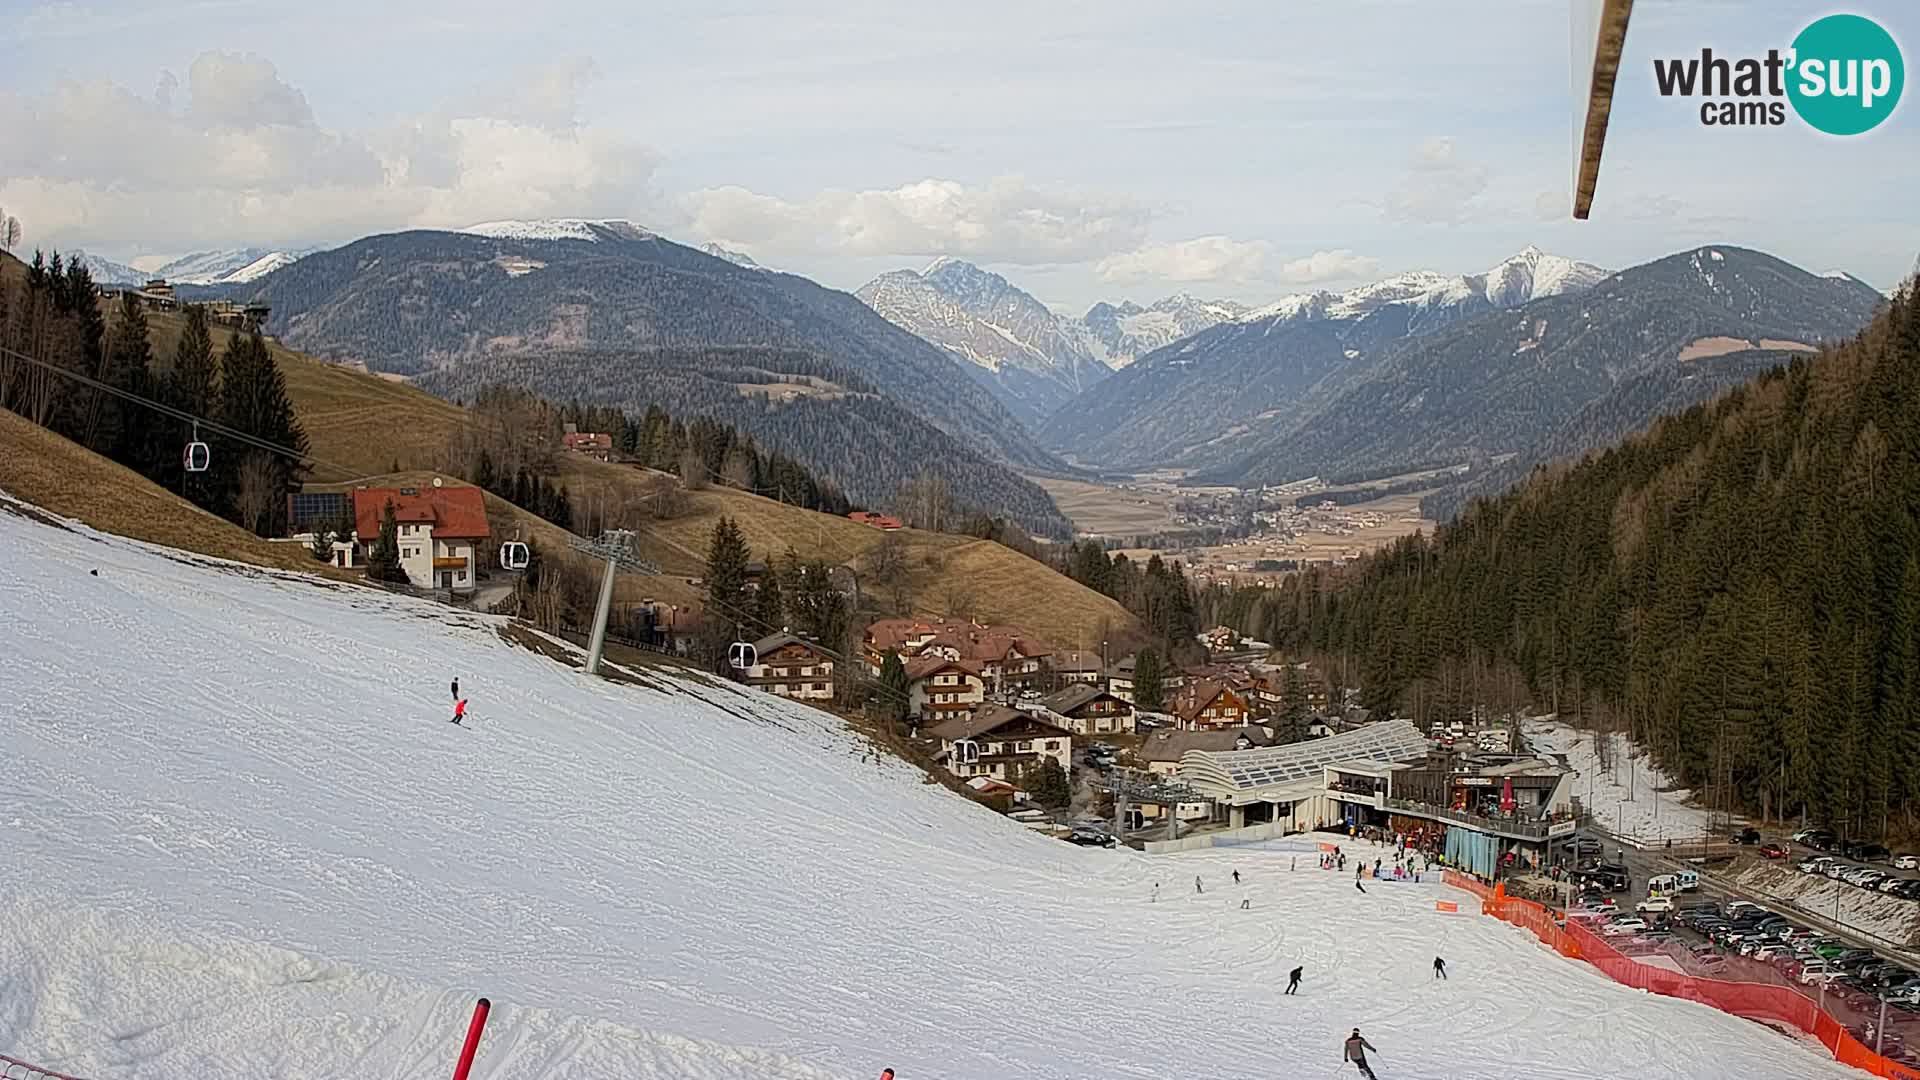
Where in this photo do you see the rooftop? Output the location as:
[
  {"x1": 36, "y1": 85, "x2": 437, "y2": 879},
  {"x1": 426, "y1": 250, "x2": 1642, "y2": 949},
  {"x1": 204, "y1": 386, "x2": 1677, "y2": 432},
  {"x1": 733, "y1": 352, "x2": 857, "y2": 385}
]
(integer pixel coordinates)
[{"x1": 1179, "y1": 720, "x2": 1430, "y2": 793}]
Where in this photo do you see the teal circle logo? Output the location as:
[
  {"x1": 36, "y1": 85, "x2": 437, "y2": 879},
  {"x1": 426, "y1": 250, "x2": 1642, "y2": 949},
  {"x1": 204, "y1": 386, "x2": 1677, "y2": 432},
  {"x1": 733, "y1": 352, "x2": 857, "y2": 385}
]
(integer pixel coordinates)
[{"x1": 1787, "y1": 14, "x2": 1904, "y2": 135}]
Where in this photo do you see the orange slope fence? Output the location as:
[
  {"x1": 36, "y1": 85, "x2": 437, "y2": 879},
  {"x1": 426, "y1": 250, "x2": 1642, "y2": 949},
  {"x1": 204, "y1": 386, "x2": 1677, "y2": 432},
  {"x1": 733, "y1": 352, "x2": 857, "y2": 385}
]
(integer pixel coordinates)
[{"x1": 1442, "y1": 873, "x2": 1920, "y2": 1080}]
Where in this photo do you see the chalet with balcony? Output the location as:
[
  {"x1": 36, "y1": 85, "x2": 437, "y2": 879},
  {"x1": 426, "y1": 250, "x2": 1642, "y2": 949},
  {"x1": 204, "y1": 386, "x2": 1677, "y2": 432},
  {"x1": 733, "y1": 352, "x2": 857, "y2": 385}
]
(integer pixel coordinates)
[
  {"x1": 745, "y1": 632, "x2": 836, "y2": 702},
  {"x1": 906, "y1": 656, "x2": 986, "y2": 727},
  {"x1": 1171, "y1": 678, "x2": 1250, "y2": 732},
  {"x1": 346, "y1": 483, "x2": 489, "y2": 593},
  {"x1": 929, "y1": 704, "x2": 1072, "y2": 786},
  {"x1": 1039, "y1": 684, "x2": 1135, "y2": 736}
]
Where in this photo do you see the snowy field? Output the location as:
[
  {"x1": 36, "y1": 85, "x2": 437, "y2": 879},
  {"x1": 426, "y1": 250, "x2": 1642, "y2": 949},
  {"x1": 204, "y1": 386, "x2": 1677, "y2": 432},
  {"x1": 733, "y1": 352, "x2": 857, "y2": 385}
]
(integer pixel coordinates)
[
  {"x1": 0, "y1": 498, "x2": 1862, "y2": 1080},
  {"x1": 1527, "y1": 719, "x2": 1724, "y2": 843}
]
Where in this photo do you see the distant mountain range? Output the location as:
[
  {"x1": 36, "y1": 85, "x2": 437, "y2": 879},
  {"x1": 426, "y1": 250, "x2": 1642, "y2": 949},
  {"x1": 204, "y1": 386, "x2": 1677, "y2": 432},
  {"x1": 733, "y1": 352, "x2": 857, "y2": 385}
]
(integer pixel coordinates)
[
  {"x1": 240, "y1": 220, "x2": 1074, "y2": 536},
  {"x1": 1047, "y1": 247, "x2": 1612, "y2": 470},
  {"x1": 1201, "y1": 246, "x2": 1885, "y2": 503},
  {"x1": 855, "y1": 258, "x2": 1242, "y2": 426},
  {"x1": 75, "y1": 247, "x2": 313, "y2": 287}
]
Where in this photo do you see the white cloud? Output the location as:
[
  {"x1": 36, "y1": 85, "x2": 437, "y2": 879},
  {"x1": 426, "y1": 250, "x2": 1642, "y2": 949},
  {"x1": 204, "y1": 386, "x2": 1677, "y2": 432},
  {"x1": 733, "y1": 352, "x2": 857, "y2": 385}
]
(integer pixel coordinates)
[
  {"x1": 1385, "y1": 135, "x2": 1489, "y2": 225},
  {"x1": 1095, "y1": 238, "x2": 1378, "y2": 288},
  {"x1": 687, "y1": 176, "x2": 1154, "y2": 264},
  {"x1": 0, "y1": 52, "x2": 661, "y2": 254},
  {"x1": 1277, "y1": 248, "x2": 1379, "y2": 284},
  {"x1": 1095, "y1": 235, "x2": 1270, "y2": 284}
]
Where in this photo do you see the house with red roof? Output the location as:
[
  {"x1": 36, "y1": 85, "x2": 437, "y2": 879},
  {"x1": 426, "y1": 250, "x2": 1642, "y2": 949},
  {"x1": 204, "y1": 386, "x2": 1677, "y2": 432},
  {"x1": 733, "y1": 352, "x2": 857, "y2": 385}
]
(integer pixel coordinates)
[
  {"x1": 347, "y1": 483, "x2": 490, "y2": 593},
  {"x1": 905, "y1": 656, "x2": 987, "y2": 728}
]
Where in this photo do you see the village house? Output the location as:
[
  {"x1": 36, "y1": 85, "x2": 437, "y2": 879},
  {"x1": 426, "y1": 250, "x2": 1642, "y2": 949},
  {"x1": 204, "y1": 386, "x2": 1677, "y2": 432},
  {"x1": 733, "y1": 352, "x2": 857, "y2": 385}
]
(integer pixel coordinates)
[
  {"x1": 1171, "y1": 678, "x2": 1252, "y2": 732},
  {"x1": 344, "y1": 483, "x2": 490, "y2": 593},
  {"x1": 1050, "y1": 649, "x2": 1105, "y2": 686},
  {"x1": 929, "y1": 704, "x2": 1072, "y2": 786},
  {"x1": 1038, "y1": 684, "x2": 1135, "y2": 736},
  {"x1": 846, "y1": 510, "x2": 904, "y2": 530},
  {"x1": 1106, "y1": 653, "x2": 1188, "y2": 705},
  {"x1": 906, "y1": 656, "x2": 987, "y2": 727},
  {"x1": 561, "y1": 427, "x2": 614, "y2": 461},
  {"x1": 863, "y1": 617, "x2": 1055, "y2": 692},
  {"x1": 745, "y1": 632, "x2": 835, "y2": 701}
]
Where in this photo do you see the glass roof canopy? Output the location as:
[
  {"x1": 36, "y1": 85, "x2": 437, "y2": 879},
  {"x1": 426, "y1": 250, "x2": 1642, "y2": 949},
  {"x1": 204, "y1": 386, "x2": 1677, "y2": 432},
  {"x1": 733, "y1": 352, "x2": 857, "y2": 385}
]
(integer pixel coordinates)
[{"x1": 1181, "y1": 720, "x2": 1430, "y2": 795}]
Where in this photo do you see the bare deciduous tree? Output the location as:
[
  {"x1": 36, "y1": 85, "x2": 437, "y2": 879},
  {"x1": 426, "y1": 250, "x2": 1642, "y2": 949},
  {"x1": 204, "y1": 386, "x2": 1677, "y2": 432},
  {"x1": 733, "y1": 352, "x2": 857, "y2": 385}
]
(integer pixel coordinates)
[{"x1": 234, "y1": 451, "x2": 279, "y2": 535}]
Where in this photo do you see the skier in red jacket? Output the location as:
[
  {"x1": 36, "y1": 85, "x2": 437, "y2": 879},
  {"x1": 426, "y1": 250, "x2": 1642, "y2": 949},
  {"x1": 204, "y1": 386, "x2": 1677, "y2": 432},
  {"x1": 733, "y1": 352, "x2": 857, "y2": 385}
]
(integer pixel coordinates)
[{"x1": 452, "y1": 699, "x2": 468, "y2": 725}]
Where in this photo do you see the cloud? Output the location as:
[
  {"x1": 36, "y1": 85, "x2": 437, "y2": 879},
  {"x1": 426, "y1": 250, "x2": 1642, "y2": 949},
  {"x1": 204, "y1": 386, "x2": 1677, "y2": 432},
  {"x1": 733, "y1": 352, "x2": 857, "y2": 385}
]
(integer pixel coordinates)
[
  {"x1": 1277, "y1": 248, "x2": 1379, "y2": 284},
  {"x1": 1385, "y1": 135, "x2": 1489, "y2": 225},
  {"x1": 1095, "y1": 238, "x2": 1378, "y2": 288},
  {"x1": 687, "y1": 176, "x2": 1154, "y2": 264},
  {"x1": 0, "y1": 52, "x2": 661, "y2": 254},
  {"x1": 1096, "y1": 235, "x2": 1270, "y2": 284}
]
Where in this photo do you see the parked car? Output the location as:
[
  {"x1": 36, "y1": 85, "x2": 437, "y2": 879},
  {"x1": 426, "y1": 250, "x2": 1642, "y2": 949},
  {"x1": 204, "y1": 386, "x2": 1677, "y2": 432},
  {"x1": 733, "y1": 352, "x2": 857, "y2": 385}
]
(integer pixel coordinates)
[
  {"x1": 1799, "y1": 856, "x2": 1834, "y2": 874},
  {"x1": 1807, "y1": 831, "x2": 1838, "y2": 850},
  {"x1": 1733, "y1": 826, "x2": 1762, "y2": 844},
  {"x1": 1564, "y1": 835, "x2": 1603, "y2": 856},
  {"x1": 1065, "y1": 828, "x2": 1117, "y2": 848},
  {"x1": 1760, "y1": 841, "x2": 1791, "y2": 859},
  {"x1": 1860, "y1": 844, "x2": 1893, "y2": 862},
  {"x1": 1893, "y1": 854, "x2": 1920, "y2": 871},
  {"x1": 1602, "y1": 917, "x2": 1648, "y2": 936},
  {"x1": 1637, "y1": 896, "x2": 1675, "y2": 915},
  {"x1": 1800, "y1": 960, "x2": 1843, "y2": 984}
]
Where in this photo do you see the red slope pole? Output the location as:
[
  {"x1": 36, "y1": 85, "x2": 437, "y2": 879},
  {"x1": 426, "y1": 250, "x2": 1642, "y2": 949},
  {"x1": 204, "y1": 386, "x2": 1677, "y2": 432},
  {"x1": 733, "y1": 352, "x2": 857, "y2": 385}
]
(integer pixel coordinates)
[{"x1": 452, "y1": 997, "x2": 492, "y2": 1080}]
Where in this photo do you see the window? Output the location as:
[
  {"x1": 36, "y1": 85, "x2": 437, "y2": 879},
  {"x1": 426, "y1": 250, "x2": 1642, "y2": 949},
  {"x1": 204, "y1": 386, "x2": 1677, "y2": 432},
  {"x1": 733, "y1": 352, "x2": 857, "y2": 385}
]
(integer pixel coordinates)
[
  {"x1": 1017, "y1": 741, "x2": 1033, "y2": 752},
  {"x1": 1045, "y1": 740, "x2": 1059, "y2": 750}
]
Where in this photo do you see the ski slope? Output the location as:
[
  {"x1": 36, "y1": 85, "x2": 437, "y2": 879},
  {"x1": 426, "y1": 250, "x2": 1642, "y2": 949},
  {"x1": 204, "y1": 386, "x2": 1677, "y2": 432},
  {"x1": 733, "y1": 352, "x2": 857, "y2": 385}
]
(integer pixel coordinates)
[
  {"x1": 0, "y1": 497, "x2": 1862, "y2": 1080},
  {"x1": 1528, "y1": 719, "x2": 1724, "y2": 842}
]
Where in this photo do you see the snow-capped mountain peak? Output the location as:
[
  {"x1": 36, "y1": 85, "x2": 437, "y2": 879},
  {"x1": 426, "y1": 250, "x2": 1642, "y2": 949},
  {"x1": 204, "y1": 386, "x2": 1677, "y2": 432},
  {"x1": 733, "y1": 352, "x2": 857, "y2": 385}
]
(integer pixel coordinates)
[
  {"x1": 459, "y1": 218, "x2": 653, "y2": 243},
  {"x1": 1236, "y1": 248, "x2": 1609, "y2": 329},
  {"x1": 701, "y1": 242, "x2": 763, "y2": 270}
]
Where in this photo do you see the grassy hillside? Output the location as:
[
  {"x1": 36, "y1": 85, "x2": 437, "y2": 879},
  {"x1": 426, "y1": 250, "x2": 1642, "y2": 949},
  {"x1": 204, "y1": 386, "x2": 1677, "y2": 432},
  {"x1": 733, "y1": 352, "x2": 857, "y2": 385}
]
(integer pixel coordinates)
[
  {"x1": 0, "y1": 407, "x2": 351, "y2": 578},
  {"x1": 136, "y1": 308, "x2": 1138, "y2": 647}
]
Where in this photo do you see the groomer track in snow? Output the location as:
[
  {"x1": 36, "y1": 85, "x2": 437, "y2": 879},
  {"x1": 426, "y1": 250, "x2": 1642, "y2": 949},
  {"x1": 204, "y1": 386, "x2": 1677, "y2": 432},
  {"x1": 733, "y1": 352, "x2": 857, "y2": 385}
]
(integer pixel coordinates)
[{"x1": 0, "y1": 493, "x2": 1863, "y2": 1079}]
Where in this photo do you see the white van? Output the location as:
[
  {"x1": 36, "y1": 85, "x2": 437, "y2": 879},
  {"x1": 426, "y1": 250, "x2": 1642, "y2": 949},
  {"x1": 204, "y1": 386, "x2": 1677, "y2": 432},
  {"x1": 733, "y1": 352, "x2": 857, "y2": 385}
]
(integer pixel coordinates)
[{"x1": 1646, "y1": 870, "x2": 1699, "y2": 894}]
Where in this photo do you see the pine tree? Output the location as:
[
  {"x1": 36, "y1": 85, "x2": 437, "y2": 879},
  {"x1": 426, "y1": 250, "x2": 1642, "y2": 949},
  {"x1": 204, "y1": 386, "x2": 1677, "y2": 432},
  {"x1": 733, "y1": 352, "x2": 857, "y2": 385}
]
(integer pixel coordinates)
[
  {"x1": 216, "y1": 330, "x2": 308, "y2": 534},
  {"x1": 90, "y1": 291, "x2": 152, "y2": 461},
  {"x1": 878, "y1": 649, "x2": 910, "y2": 732},
  {"x1": 1134, "y1": 648, "x2": 1166, "y2": 711},
  {"x1": 366, "y1": 501, "x2": 409, "y2": 584},
  {"x1": 704, "y1": 515, "x2": 752, "y2": 635},
  {"x1": 1023, "y1": 756, "x2": 1072, "y2": 809},
  {"x1": 754, "y1": 551, "x2": 786, "y2": 630},
  {"x1": 160, "y1": 304, "x2": 220, "y2": 505}
]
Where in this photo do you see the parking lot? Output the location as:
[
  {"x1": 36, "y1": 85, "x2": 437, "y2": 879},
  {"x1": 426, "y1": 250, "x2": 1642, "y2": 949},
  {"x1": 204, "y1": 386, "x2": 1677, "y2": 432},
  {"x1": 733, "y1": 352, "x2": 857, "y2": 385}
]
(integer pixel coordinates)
[{"x1": 1549, "y1": 827, "x2": 1920, "y2": 1066}]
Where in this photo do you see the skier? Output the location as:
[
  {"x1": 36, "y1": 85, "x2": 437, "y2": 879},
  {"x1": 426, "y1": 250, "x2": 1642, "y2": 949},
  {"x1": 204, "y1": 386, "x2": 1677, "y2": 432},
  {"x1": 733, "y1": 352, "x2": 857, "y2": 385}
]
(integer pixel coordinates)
[
  {"x1": 451, "y1": 698, "x2": 468, "y2": 725},
  {"x1": 1355, "y1": 866, "x2": 1367, "y2": 894},
  {"x1": 1343, "y1": 1028, "x2": 1379, "y2": 1079},
  {"x1": 1433, "y1": 956, "x2": 1447, "y2": 980},
  {"x1": 1286, "y1": 966, "x2": 1303, "y2": 995},
  {"x1": 1233, "y1": 869, "x2": 1242, "y2": 885},
  {"x1": 880, "y1": 1071, "x2": 895, "y2": 1080},
  {"x1": 451, "y1": 676, "x2": 460, "y2": 701},
  {"x1": 1374, "y1": 858, "x2": 1382, "y2": 878},
  {"x1": 1240, "y1": 894, "x2": 1251, "y2": 910},
  {"x1": 1152, "y1": 882, "x2": 1160, "y2": 903},
  {"x1": 1292, "y1": 856, "x2": 1298, "y2": 872},
  {"x1": 1195, "y1": 875, "x2": 1204, "y2": 895}
]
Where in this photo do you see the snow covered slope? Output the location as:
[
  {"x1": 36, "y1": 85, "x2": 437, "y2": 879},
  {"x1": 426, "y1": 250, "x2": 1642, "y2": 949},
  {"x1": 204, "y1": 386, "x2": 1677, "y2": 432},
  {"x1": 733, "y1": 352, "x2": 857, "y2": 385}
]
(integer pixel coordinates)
[
  {"x1": 0, "y1": 499, "x2": 1861, "y2": 1080},
  {"x1": 460, "y1": 218, "x2": 653, "y2": 243}
]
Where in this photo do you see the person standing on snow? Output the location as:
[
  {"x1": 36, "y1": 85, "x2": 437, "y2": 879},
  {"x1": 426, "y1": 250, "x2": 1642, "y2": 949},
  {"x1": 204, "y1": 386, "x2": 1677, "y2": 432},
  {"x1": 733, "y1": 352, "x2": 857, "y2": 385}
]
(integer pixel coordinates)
[
  {"x1": 1286, "y1": 966, "x2": 1303, "y2": 994},
  {"x1": 1433, "y1": 956, "x2": 1448, "y2": 980},
  {"x1": 452, "y1": 699, "x2": 468, "y2": 725},
  {"x1": 1152, "y1": 882, "x2": 1160, "y2": 903},
  {"x1": 1343, "y1": 1028, "x2": 1379, "y2": 1078},
  {"x1": 1195, "y1": 875, "x2": 1204, "y2": 895},
  {"x1": 1233, "y1": 869, "x2": 1242, "y2": 885},
  {"x1": 451, "y1": 677, "x2": 460, "y2": 701}
]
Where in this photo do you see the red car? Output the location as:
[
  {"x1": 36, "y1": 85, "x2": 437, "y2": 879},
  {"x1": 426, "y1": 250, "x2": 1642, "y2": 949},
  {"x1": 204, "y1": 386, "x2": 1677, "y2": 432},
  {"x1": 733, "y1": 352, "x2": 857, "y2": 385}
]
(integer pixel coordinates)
[{"x1": 1760, "y1": 841, "x2": 1791, "y2": 859}]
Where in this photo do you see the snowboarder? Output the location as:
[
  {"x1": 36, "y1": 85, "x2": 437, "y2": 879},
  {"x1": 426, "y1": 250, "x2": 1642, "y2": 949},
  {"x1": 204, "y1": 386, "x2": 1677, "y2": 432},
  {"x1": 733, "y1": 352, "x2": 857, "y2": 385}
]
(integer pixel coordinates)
[
  {"x1": 1343, "y1": 1028, "x2": 1379, "y2": 1078},
  {"x1": 451, "y1": 677, "x2": 460, "y2": 701},
  {"x1": 1232, "y1": 869, "x2": 1242, "y2": 885},
  {"x1": 1195, "y1": 875, "x2": 1204, "y2": 895},
  {"x1": 1433, "y1": 956, "x2": 1447, "y2": 980},
  {"x1": 452, "y1": 699, "x2": 468, "y2": 725},
  {"x1": 1286, "y1": 966, "x2": 1302, "y2": 994}
]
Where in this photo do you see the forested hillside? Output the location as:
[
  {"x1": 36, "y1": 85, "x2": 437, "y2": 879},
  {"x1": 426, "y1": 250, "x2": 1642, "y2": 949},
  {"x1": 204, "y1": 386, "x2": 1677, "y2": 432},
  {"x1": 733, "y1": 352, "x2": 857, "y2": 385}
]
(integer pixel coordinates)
[
  {"x1": 416, "y1": 346, "x2": 1072, "y2": 538},
  {"x1": 246, "y1": 227, "x2": 1065, "y2": 474},
  {"x1": 1235, "y1": 280, "x2": 1920, "y2": 836},
  {"x1": 1211, "y1": 247, "x2": 1884, "y2": 491}
]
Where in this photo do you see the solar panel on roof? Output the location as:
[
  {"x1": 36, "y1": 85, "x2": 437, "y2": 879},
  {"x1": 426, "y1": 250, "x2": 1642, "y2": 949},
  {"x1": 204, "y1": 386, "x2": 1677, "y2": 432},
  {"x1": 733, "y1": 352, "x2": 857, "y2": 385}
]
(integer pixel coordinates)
[{"x1": 1182, "y1": 720, "x2": 1430, "y2": 792}]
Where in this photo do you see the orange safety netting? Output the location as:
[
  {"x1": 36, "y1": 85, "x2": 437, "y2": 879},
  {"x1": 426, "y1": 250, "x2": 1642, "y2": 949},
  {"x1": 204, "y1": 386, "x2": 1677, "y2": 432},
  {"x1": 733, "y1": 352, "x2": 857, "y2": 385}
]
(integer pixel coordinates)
[{"x1": 1444, "y1": 875, "x2": 1920, "y2": 1079}]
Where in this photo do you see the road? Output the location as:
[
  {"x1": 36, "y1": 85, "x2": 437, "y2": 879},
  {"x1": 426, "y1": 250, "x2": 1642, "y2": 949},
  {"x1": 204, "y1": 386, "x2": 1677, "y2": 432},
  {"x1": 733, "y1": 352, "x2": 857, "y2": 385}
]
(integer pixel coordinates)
[{"x1": 1588, "y1": 824, "x2": 1920, "y2": 971}]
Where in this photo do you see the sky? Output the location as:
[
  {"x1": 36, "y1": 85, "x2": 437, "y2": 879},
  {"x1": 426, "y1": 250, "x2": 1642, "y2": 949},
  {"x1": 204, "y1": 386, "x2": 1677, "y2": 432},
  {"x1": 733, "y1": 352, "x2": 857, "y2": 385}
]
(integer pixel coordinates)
[{"x1": 1, "y1": 0, "x2": 1915, "y2": 311}]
